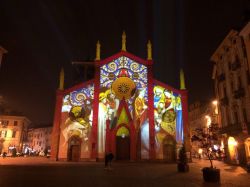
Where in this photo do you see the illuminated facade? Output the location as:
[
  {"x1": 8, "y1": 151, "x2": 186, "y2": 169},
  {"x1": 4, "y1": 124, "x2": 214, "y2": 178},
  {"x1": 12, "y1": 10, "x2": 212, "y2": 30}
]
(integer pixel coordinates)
[
  {"x1": 211, "y1": 22, "x2": 250, "y2": 165},
  {"x1": 0, "y1": 115, "x2": 30, "y2": 154},
  {"x1": 51, "y1": 33, "x2": 190, "y2": 161},
  {"x1": 27, "y1": 126, "x2": 52, "y2": 153},
  {"x1": 0, "y1": 46, "x2": 7, "y2": 67}
]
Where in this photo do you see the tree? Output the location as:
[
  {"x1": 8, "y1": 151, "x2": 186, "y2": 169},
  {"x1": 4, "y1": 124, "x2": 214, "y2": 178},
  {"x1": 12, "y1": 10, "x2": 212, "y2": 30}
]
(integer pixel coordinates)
[
  {"x1": 192, "y1": 122, "x2": 221, "y2": 182},
  {"x1": 192, "y1": 122, "x2": 220, "y2": 168}
]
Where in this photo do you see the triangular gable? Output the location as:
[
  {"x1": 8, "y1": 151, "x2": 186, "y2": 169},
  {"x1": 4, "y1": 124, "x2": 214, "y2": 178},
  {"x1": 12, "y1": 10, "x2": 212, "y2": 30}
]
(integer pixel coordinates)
[
  {"x1": 97, "y1": 51, "x2": 150, "y2": 66},
  {"x1": 154, "y1": 79, "x2": 183, "y2": 95},
  {"x1": 63, "y1": 79, "x2": 95, "y2": 95}
]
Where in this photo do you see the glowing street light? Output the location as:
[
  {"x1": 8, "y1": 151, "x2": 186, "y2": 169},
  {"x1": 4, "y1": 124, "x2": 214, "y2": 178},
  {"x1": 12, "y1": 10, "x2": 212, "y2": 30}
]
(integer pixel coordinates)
[
  {"x1": 198, "y1": 148, "x2": 203, "y2": 154},
  {"x1": 212, "y1": 100, "x2": 218, "y2": 114}
]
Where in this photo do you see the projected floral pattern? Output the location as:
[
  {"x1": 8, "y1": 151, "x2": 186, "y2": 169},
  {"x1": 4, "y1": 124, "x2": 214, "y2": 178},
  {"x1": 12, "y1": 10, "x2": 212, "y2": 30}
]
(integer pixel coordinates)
[
  {"x1": 99, "y1": 56, "x2": 149, "y2": 158},
  {"x1": 153, "y1": 85, "x2": 183, "y2": 159},
  {"x1": 60, "y1": 84, "x2": 94, "y2": 156}
]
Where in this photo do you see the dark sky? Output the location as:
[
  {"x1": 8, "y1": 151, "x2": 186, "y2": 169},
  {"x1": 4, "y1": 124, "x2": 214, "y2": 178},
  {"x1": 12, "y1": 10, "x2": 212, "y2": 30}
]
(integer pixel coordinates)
[{"x1": 0, "y1": 0, "x2": 249, "y2": 124}]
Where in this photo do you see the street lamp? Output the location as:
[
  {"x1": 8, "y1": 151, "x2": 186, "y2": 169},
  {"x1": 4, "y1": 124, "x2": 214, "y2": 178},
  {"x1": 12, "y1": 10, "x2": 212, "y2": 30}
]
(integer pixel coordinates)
[
  {"x1": 212, "y1": 100, "x2": 218, "y2": 115},
  {"x1": 212, "y1": 100, "x2": 218, "y2": 105},
  {"x1": 205, "y1": 115, "x2": 211, "y2": 128}
]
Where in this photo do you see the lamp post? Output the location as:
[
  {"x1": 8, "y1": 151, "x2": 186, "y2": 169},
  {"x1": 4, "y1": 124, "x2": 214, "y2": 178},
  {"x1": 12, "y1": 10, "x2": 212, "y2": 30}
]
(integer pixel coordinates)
[
  {"x1": 205, "y1": 115, "x2": 211, "y2": 134},
  {"x1": 212, "y1": 100, "x2": 218, "y2": 113}
]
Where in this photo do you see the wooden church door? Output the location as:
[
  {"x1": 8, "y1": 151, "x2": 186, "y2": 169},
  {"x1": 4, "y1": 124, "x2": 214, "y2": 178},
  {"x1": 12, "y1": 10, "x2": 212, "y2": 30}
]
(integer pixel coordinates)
[
  {"x1": 116, "y1": 131, "x2": 130, "y2": 160},
  {"x1": 68, "y1": 137, "x2": 81, "y2": 162},
  {"x1": 162, "y1": 136, "x2": 176, "y2": 162}
]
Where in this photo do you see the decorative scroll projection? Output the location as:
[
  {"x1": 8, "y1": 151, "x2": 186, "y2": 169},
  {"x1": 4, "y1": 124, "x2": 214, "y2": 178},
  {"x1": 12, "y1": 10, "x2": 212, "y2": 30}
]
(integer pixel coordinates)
[
  {"x1": 60, "y1": 84, "x2": 94, "y2": 157},
  {"x1": 153, "y1": 85, "x2": 183, "y2": 159}
]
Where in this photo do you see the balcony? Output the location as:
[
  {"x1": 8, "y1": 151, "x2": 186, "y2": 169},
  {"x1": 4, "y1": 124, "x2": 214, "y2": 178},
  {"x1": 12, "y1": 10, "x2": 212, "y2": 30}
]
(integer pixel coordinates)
[
  {"x1": 231, "y1": 61, "x2": 241, "y2": 71},
  {"x1": 220, "y1": 97, "x2": 228, "y2": 106},
  {"x1": 247, "y1": 123, "x2": 250, "y2": 134},
  {"x1": 218, "y1": 73, "x2": 225, "y2": 82},
  {"x1": 233, "y1": 87, "x2": 245, "y2": 99},
  {"x1": 220, "y1": 123, "x2": 242, "y2": 136}
]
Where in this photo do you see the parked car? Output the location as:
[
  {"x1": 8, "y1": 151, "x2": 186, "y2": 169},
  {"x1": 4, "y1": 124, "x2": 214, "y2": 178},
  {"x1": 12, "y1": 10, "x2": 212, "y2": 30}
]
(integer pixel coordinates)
[
  {"x1": 16, "y1": 152, "x2": 24, "y2": 157},
  {"x1": 46, "y1": 149, "x2": 51, "y2": 158},
  {"x1": 39, "y1": 151, "x2": 45, "y2": 157}
]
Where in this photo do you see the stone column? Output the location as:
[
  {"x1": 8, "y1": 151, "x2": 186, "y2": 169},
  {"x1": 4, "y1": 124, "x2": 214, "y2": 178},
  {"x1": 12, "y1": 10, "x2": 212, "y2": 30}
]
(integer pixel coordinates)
[
  {"x1": 180, "y1": 90, "x2": 191, "y2": 161},
  {"x1": 51, "y1": 90, "x2": 64, "y2": 161}
]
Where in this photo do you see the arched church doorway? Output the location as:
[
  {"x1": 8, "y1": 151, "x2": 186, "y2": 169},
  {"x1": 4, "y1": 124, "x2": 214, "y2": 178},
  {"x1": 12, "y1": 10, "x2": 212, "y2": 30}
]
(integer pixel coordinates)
[
  {"x1": 116, "y1": 126, "x2": 130, "y2": 160},
  {"x1": 162, "y1": 136, "x2": 176, "y2": 162},
  {"x1": 68, "y1": 136, "x2": 81, "y2": 162}
]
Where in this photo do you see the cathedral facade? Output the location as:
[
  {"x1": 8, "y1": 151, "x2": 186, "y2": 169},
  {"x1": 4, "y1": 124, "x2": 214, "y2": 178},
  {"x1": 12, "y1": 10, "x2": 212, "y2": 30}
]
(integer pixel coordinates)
[{"x1": 51, "y1": 33, "x2": 190, "y2": 161}]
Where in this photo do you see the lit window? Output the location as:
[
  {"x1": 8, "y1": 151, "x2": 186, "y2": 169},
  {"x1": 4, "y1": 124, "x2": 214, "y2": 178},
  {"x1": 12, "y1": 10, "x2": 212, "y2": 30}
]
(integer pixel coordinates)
[
  {"x1": 1, "y1": 120, "x2": 9, "y2": 128},
  {"x1": 1, "y1": 131, "x2": 7, "y2": 137}
]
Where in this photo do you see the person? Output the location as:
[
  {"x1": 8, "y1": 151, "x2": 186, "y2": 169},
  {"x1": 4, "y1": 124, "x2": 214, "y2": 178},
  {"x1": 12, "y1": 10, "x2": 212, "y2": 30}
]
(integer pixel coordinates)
[
  {"x1": 104, "y1": 152, "x2": 114, "y2": 170},
  {"x1": 2, "y1": 152, "x2": 7, "y2": 158},
  {"x1": 12, "y1": 146, "x2": 17, "y2": 157}
]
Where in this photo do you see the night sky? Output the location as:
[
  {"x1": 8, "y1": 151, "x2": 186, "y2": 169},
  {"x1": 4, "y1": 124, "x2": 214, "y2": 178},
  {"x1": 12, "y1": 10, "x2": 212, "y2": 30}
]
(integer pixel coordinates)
[{"x1": 0, "y1": 0, "x2": 249, "y2": 124}]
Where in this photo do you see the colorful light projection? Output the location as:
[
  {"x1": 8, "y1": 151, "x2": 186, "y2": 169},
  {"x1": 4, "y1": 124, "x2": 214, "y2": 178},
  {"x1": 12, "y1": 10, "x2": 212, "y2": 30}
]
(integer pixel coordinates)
[
  {"x1": 153, "y1": 85, "x2": 183, "y2": 158},
  {"x1": 60, "y1": 84, "x2": 94, "y2": 157},
  {"x1": 99, "y1": 56, "x2": 149, "y2": 158},
  {"x1": 116, "y1": 126, "x2": 130, "y2": 137}
]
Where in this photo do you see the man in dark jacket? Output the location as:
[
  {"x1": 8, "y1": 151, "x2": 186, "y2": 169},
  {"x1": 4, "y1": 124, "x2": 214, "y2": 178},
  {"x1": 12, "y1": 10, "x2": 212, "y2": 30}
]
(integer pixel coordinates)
[{"x1": 104, "y1": 152, "x2": 114, "y2": 170}]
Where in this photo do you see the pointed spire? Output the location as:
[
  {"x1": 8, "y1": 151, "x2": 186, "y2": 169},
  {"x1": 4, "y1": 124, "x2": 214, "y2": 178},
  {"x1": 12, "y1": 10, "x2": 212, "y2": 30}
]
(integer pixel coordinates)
[
  {"x1": 59, "y1": 67, "x2": 64, "y2": 90},
  {"x1": 180, "y1": 69, "x2": 186, "y2": 90},
  {"x1": 147, "y1": 40, "x2": 152, "y2": 60},
  {"x1": 122, "y1": 31, "x2": 127, "y2": 51},
  {"x1": 95, "y1": 40, "x2": 101, "y2": 61}
]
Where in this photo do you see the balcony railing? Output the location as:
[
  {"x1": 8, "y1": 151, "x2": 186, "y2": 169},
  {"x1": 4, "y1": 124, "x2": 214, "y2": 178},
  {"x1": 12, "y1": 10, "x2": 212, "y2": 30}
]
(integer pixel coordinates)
[
  {"x1": 247, "y1": 123, "x2": 250, "y2": 134},
  {"x1": 219, "y1": 123, "x2": 242, "y2": 136},
  {"x1": 220, "y1": 97, "x2": 228, "y2": 106},
  {"x1": 231, "y1": 61, "x2": 241, "y2": 71},
  {"x1": 233, "y1": 87, "x2": 245, "y2": 99},
  {"x1": 218, "y1": 73, "x2": 225, "y2": 82}
]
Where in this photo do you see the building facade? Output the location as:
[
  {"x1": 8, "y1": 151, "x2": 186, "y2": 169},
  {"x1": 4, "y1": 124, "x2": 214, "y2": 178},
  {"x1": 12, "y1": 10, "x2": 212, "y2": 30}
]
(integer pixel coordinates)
[
  {"x1": 211, "y1": 22, "x2": 250, "y2": 165},
  {"x1": 0, "y1": 115, "x2": 30, "y2": 154},
  {"x1": 27, "y1": 126, "x2": 52, "y2": 154},
  {"x1": 0, "y1": 45, "x2": 7, "y2": 67},
  {"x1": 51, "y1": 33, "x2": 190, "y2": 162}
]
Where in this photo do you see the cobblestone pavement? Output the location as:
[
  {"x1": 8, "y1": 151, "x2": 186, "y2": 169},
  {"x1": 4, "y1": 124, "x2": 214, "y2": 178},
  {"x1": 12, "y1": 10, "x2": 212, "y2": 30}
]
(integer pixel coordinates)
[{"x1": 0, "y1": 157, "x2": 249, "y2": 187}]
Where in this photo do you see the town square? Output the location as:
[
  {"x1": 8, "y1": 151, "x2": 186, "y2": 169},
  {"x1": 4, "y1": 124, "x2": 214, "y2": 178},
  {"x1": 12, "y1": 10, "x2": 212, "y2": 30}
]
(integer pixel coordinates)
[{"x1": 1, "y1": 0, "x2": 250, "y2": 186}]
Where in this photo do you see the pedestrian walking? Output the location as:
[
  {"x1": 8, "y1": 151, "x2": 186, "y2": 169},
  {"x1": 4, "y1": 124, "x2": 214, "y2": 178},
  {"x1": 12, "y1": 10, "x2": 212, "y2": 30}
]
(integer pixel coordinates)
[
  {"x1": 2, "y1": 152, "x2": 7, "y2": 158},
  {"x1": 104, "y1": 151, "x2": 114, "y2": 170}
]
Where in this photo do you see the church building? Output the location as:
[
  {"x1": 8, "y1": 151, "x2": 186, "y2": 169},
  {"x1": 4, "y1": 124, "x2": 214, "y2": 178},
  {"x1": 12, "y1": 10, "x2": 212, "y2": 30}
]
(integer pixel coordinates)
[{"x1": 51, "y1": 32, "x2": 190, "y2": 161}]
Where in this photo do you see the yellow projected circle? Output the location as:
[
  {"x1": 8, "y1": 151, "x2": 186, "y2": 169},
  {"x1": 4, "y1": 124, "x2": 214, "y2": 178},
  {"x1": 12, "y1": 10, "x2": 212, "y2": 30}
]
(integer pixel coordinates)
[{"x1": 111, "y1": 77, "x2": 136, "y2": 100}]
